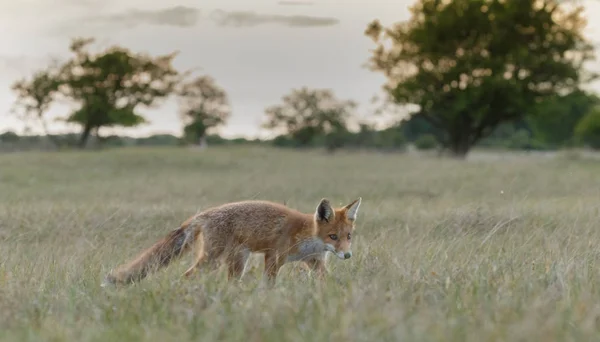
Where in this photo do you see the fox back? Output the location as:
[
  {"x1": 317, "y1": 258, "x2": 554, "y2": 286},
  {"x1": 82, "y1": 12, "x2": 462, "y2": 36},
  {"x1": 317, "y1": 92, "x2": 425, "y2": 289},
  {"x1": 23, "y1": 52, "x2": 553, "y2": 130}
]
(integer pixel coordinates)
[{"x1": 193, "y1": 200, "x2": 317, "y2": 252}]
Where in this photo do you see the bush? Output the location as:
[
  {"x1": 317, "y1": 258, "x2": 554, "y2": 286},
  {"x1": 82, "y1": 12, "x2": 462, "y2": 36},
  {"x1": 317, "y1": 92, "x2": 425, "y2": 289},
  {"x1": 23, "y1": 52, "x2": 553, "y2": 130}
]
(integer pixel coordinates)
[
  {"x1": 574, "y1": 108, "x2": 600, "y2": 150},
  {"x1": 414, "y1": 134, "x2": 438, "y2": 150},
  {"x1": 324, "y1": 128, "x2": 350, "y2": 153},
  {"x1": 373, "y1": 128, "x2": 406, "y2": 151},
  {"x1": 272, "y1": 135, "x2": 296, "y2": 148},
  {"x1": 0, "y1": 131, "x2": 20, "y2": 143}
]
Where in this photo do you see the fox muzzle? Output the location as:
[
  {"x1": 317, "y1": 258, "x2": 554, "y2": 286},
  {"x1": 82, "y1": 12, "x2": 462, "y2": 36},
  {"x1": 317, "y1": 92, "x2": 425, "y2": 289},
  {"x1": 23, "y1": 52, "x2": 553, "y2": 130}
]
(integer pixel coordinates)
[{"x1": 334, "y1": 250, "x2": 352, "y2": 260}]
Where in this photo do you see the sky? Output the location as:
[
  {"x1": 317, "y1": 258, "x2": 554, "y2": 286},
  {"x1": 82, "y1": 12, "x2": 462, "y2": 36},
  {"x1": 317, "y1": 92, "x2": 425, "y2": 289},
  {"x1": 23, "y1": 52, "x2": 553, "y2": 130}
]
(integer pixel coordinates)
[{"x1": 1, "y1": 0, "x2": 600, "y2": 139}]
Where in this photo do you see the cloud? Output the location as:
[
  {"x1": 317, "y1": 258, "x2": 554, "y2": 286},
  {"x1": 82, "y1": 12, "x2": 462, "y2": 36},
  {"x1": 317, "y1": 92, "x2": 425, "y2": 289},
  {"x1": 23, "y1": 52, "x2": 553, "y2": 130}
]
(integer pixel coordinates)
[
  {"x1": 60, "y1": 0, "x2": 109, "y2": 8},
  {"x1": 87, "y1": 6, "x2": 201, "y2": 28},
  {"x1": 209, "y1": 10, "x2": 339, "y2": 28},
  {"x1": 49, "y1": 6, "x2": 338, "y2": 35},
  {"x1": 277, "y1": 1, "x2": 315, "y2": 6}
]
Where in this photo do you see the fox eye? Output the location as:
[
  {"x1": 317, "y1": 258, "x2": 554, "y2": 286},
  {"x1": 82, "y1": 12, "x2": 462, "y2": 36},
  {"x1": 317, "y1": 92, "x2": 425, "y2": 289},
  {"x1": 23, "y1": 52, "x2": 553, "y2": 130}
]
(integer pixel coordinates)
[
  {"x1": 348, "y1": 233, "x2": 351, "y2": 240},
  {"x1": 328, "y1": 234, "x2": 338, "y2": 241}
]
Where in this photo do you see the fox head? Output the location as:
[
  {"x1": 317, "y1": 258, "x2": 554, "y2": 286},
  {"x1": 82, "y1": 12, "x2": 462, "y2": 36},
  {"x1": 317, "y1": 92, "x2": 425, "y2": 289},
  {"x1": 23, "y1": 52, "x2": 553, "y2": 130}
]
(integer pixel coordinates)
[{"x1": 314, "y1": 197, "x2": 362, "y2": 260}]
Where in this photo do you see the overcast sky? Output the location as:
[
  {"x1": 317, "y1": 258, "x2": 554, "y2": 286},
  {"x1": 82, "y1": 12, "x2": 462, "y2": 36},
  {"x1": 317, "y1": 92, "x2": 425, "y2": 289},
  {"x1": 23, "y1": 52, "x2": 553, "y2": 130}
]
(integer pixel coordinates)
[{"x1": 1, "y1": 0, "x2": 600, "y2": 138}]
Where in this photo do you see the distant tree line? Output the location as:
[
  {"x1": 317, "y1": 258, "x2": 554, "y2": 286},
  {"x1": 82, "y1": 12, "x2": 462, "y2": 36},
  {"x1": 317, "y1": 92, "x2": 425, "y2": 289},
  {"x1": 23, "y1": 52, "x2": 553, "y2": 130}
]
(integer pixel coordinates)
[{"x1": 5, "y1": 0, "x2": 600, "y2": 158}]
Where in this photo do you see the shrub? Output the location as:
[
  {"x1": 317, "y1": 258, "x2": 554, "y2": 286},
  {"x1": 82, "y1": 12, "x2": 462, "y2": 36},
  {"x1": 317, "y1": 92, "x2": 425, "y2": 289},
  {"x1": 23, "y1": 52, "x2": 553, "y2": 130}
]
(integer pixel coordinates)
[
  {"x1": 414, "y1": 134, "x2": 438, "y2": 150},
  {"x1": 574, "y1": 108, "x2": 600, "y2": 150}
]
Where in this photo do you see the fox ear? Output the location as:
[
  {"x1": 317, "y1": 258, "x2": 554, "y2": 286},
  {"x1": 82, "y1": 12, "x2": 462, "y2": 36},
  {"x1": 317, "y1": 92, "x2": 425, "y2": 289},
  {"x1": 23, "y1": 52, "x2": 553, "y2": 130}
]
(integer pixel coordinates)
[
  {"x1": 344, "y1": 197, "x2": 361, "y2": 221},
  {"x1": 315, "y1": 198, "x2": 334, "y2": 222}
]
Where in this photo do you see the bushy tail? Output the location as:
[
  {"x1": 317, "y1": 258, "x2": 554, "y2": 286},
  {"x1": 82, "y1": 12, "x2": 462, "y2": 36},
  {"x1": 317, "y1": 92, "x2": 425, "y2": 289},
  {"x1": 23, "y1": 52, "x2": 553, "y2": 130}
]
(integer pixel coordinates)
[{"x1": 102, "y1": 221, "x2": 198, "y2": 286}]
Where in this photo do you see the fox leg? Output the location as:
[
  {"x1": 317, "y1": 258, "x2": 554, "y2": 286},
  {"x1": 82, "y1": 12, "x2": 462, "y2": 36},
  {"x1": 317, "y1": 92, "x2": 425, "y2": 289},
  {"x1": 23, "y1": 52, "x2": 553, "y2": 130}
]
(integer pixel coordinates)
[
  {"x1": 183, "y1": 250, "x2": 221, "y2": 278},
  {"x1": 264, "y1": 251, "x2": 285, "y2": 287},
  {"x1": 227, "y1": 247, "x2": 250, "y2": 280},
  {"x1": 183, "y1": 251, "x2": 204, "y2": 277},
  {"x1": 183, "y1": 229, "x2": 208, "y2": 278},
  {"x1": 303, "y1": 258, "x2": 328, "y2": 280}
]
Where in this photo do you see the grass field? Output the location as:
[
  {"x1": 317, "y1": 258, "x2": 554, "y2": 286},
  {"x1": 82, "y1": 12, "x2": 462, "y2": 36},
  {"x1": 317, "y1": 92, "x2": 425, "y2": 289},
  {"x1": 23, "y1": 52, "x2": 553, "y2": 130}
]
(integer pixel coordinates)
[{"x1": 2, "y1": 146, "x2": 600, "y2": 341}]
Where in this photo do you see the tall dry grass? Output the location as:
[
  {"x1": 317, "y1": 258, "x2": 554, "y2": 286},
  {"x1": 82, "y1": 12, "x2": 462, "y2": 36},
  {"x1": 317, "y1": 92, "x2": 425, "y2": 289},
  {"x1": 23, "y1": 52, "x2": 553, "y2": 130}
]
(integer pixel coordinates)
[{"x1": 1, "y1": 146, "x2": 600, "y2": 341}]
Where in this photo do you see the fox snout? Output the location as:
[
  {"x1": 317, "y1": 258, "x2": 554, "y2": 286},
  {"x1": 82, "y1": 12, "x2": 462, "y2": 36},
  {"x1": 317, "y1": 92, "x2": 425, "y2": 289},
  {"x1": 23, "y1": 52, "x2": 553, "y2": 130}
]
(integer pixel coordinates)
[
  {"x1": 325, "y1": 243, "x2": 352, "y2": 260},
  {"x1": 336, "y1": 250, "x2": 352, "y2": 260},
  {"x1": 332, "y1": 249, "x2": 352, "y2": 260}
]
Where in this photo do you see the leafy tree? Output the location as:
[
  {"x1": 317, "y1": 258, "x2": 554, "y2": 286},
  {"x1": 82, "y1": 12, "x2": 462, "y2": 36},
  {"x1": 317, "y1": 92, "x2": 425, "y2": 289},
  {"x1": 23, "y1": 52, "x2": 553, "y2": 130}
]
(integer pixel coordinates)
[
  {"x1": 365, "y1": 0, "x2": 595, "y2": 158},
  {"x1": 177, "y1": 75, "x2": 231, "y2": 148},
  {"x1": 58, "y1": 37, "x2": 181, "y2": 147},
  {"x1": 574, "y1": 108, "x2": 600, "y2": 149},
  {"x1": 10, "y1": 64, "x2": 62, "y2": 146},
  {"x1": 263, "y1": 87, "x2": 357, "y2": 148}
]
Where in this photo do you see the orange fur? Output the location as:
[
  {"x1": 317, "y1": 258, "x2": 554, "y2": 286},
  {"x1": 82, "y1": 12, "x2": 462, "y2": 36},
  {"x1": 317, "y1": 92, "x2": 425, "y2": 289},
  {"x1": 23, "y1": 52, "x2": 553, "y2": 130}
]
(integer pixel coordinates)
[{"x1": 102, "y1": 197, "x2": 362, "y2": 287}]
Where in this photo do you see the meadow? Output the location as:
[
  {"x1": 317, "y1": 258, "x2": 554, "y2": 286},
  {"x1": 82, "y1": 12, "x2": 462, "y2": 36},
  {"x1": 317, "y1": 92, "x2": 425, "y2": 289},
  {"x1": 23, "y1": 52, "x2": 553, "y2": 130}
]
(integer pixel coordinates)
[{"x1": 2, "y1": 146, "x2": 600, "y2": 341}]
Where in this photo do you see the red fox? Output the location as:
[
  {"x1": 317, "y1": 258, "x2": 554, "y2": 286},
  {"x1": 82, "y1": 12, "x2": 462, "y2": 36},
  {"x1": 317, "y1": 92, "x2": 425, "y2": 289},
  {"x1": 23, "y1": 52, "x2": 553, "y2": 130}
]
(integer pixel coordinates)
[{"x1": 102, "y1": 197, "x2": 361, "y2": 287}]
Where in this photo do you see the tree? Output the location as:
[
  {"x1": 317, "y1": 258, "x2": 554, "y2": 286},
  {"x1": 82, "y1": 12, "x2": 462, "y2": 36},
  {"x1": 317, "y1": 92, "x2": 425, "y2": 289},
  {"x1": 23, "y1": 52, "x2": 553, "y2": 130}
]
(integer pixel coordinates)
[
  {"x1": 365, "y1": 0, "x2": 595, "y2": 158},
  {"x1": 177, "y1": 75, "x2": 231, "y2": 148},
  {"x1": 10, "y1": 63, "x2": 62, "y2": 146},
  {"x1": 58, "y1": 37, "x2": 181, "y2": 148},
  {"x1": 263, "y1": 87, "x2": 357, "y2": 149},
  {"x1": 574, "y1": 108, "x2": 600, "y2": 149}
]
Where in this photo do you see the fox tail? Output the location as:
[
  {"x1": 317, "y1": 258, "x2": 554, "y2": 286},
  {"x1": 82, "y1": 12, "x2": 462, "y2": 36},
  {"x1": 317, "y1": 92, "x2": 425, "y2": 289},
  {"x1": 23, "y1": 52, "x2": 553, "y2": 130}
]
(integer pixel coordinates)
[{"x1": 102, "y1": 220, "x2": 201, "y2": 286}]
